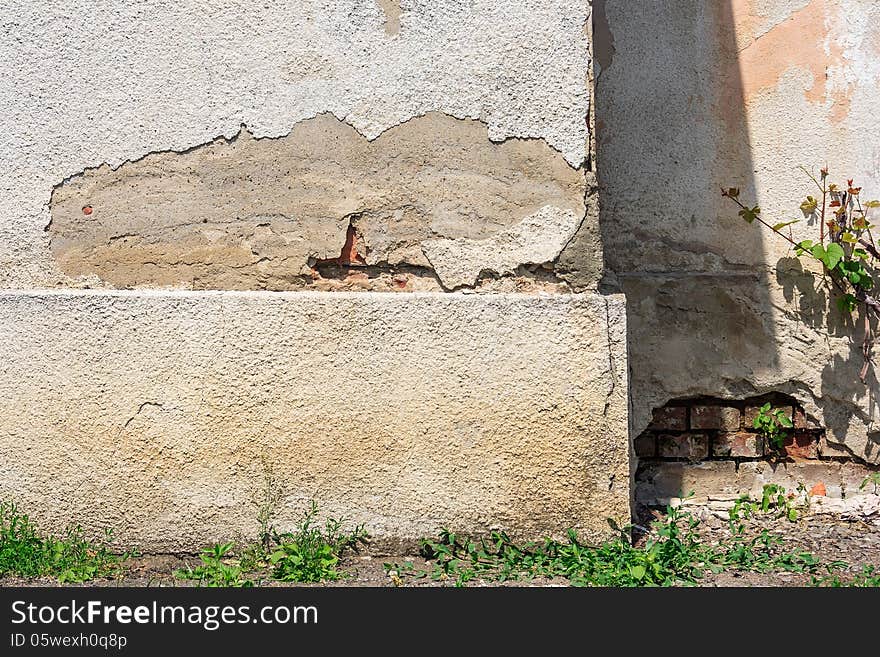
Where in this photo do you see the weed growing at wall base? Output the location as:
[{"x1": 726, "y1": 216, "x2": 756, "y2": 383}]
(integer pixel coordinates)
[
  {"x1": 0, "y1": 501, "x2": 122, "y2": 582},
  {"x1": 174, "y1": 501, "x2": 368, "y2": 586},
  {"x1": 173, "y1": 542, "x2": 253, "y2": 587},
  {"x1": 269, "y1": 501, "x2": 368, "y2": 582},
  {"x1": 409, "y1": 502, "x2": 847, "y2": 587}
]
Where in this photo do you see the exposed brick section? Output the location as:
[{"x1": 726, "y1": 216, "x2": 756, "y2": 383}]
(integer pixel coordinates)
[
  {"x1": 783, "y1": 431, "x2": 819, "y2": 460},
  {"x1": 637, "y1": 395, "x2": 870, "y2": 509},
  {"x1": 658, "y1": 433, "x2": 709, "y2": 461},
  {"x1": 691, "y1": 405, "x2": 740, "y2": 431},
  {"x1": 713, "y1": 432, "x2": 764, "y2": 458},
  {"x1": 648, "y1": 406, "x2": 686, "y2": 431},
  {"x1": 793, "y1": 407, "x2": 819, "y2": 430},
  {"x1": 633, "y1": 433, "x2": 656, "y2": 458}
]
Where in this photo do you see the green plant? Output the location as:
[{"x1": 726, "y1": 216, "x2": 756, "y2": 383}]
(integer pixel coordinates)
[
  {"x1": 860, "y1": 472, "x2": 880, "y2": 494},
  {"x1": 723, "y1": 170, "x2": 880, "y2": 382},
  {"x1": 417, "y1": 502, "x2": 820, "y2": 587},
  {"x1": 174, "y1": 542, "x2": 253, "y2": 588},
  {"x1": 269, "y1": 501, "x2": 368, "y2": 583},
  {"x1": 812, "y1": 564, "x2": 880, "y2": 587},
  {"x1": 238, "y1": 458, "x2": 285, "y2": 572},
  {"x1": 730, "y1": 484, "x2": 803, "y2": 525},
  {"x1": 0, "y1": 501, "x2": 121, "y2": 583},
  {"x1": 752, "y1": 403, "x2": 793, "y2": 451}
]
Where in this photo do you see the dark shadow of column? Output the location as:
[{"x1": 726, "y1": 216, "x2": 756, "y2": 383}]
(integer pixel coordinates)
[{"x1": 593, "y1": 1, "x2": 777, "y2": 512}]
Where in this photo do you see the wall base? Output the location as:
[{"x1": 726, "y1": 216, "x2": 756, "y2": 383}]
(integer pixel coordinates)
[{"x1": 0, "y1": 290, "x2": 627, "y2": 552}]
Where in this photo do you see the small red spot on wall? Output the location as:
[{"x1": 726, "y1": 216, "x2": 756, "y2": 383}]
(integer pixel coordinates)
[
  {"x1": 82, "y1": 205, "x2": 93, "y2": 215},
  {"x1": 315, "y1": 223, "x2": 367, "y2": 267}
]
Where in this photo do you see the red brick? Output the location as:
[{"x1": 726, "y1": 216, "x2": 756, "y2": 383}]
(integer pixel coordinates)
[
  {"x1": 744, "y1": 405, "x2": 793, "y2": 428},
  {"x1": 713, "y1": 432, "x2": 763, "y2": 458},
  {"x1": 793, "y1": 407, "x2": 820, "y2": 430},
  {"x1": 633, "y1": 433, "x2": 656, "y2": 458},
  {"x1": 658, "y1": 433, "x2": 709, "y2": 461},
  {"x1": 691, "y1": 405, "x2": 740, "y2": 430},
  {"x1": 649, "y1": 406, "x2": 686, "y2": 431},
  {"x1": 783, "y1": 431, "x2": 819, "y2": 460}
]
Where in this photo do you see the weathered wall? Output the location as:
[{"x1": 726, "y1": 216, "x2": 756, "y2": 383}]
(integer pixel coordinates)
[
  {"x1": 0, "y1": 2, "x2": 624, "y2": 548},
  {"x1": 2, "y1": 0, "x2": 600, "y2": 291},
  {"x1": 597, "y1": 0, "x2": 880, "y2": 463},
  {"x1": 0, "y1": 291, "x2": 628, "y2": 552}
]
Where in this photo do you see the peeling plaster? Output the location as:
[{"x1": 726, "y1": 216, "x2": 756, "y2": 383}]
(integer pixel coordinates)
[
  {"x1": 49, "y1": 113, "x2": 588, "y2": 291},
  {"x1": 0, "y1": 0, "x2": 592, "y2": 288},
  {"x1": 423, "y1": 206, "x2": 581, "y2": 290},
  {"x1": 376, "y1": 0, "x2": 401, "y2": 36}
]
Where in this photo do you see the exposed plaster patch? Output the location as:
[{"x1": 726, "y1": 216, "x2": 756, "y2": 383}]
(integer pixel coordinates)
[
  {"x1": 376, "y1": 0, "x2": 401, "y2": 36},
  {"x1": 49, "y1": 113, "x2": 586, "y2": 291},
  {"x1": 732, "y1": 0, "x2": 853, "y2": 122},
  {"x1": 422, "y1": 206, "x2": 580, "y2": 290}
]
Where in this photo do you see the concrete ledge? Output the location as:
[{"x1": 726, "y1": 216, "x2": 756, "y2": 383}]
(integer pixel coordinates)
[{"x1": 0, "y1": 290, "x2": 628, "y2": 552}]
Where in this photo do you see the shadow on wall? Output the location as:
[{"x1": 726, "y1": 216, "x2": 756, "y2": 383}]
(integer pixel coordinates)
[{"x1": 593, "y1": 1, "x2": 779, "y2": 500}]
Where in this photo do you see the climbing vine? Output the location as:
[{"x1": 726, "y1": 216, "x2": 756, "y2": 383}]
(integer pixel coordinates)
[{"x1": 722, "y1": 168, "x2": 880, "y2": 382}]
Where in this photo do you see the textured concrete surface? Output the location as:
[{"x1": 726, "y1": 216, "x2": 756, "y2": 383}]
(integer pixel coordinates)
[
  {"x1": 0, "y1": 0, "x2": 596, "y2": 290},
  {"x1": 598, "y1": 0, "x2": 880, "y2": 462},
  {"x1": 0, "y1": 291, "x2": 628, "y2": 552},
  {"x1": 49, "y1": 113, "x2": 586, "y2": 291}
]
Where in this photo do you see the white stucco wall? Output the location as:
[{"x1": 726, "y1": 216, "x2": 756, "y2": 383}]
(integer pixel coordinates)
[
  {"x1": 0, "y1": 2, "x2": 624, "y2": 549},
  {"x1": 0, "y1": 0, "x2": 592, "y2": 288}
]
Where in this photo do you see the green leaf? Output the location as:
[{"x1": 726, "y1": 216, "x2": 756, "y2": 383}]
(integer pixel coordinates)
[
  {"x1": 738, "y1": 205, "x2": 760, "y2": 224},
  {"x1": 810, "y1": 244, "x2": 827, "y2": 265},
  {"x1": 864, "y1": 200, "x2": 880, "y2": 209},
  {"x1": 836, "y1": 294, "x2": 858, "y2": 314},
  {"x1": 772, "y1": 220, "x2": 800, "y2": 231},
  {"x1": 854, "y1": 248, "x2": 868, "y2": 259},
  {"x1": 800, "y1": 196, "x2": 818, "y2": 214},
  {"x1": 841, "y1": 232, "x2": 858, "y2": 243},
  {"x1": 788, "y1": 508, "x2": 798, "y2": 522},
  {"x1": 630, "y1": 565, "x2": 646, "y2": 580},
  {"x1": 825, "y1": 242, "x2": 845, "y2": 270}
]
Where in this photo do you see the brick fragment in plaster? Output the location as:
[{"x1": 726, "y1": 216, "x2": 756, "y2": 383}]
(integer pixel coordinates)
[
  {"x1": 421, "y1": 206, "x2": 581, "y2": 290},
  {"x1": 48, "y1": 112, "x2": 587, "y2": 291}
]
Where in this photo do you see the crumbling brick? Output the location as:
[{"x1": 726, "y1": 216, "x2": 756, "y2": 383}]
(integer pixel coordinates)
[
  {"x1": 658, "y1": 433, "x2": 709, "y2": 461},
  {"x1": 713, "y1": 432, "x2": 763, "y2": 458},
  {"x1": 633, "y1": 433, "x2": 656, "y2": 458},
  {"x1": 648, "y1": 406, "x2": 686, "y2": 431},
  {"x1": 783, "y1": 431, "x2": 819, "y2": 460},
  {"x1": 691, "y1": 405, "x2": 740, "y2": 431},
  {"x1": 792, "y1": 407, "x2": 819, "y2": 430}
]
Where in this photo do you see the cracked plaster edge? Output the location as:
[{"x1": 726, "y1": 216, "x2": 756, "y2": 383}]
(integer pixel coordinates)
[
  {"x1": 47, "y1": 112, "x2": 595, "y2": 292},
  {"x1": 420, "y1": 207, "x2": 582, "y2": 290},
  {"x1": 50, "y1": 110, "x2": 587, "y2": 198}
]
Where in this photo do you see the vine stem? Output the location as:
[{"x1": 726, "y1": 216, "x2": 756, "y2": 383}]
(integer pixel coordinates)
[{"x1": 723, "y1": 186, "x2": 879, "y2": 382}]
